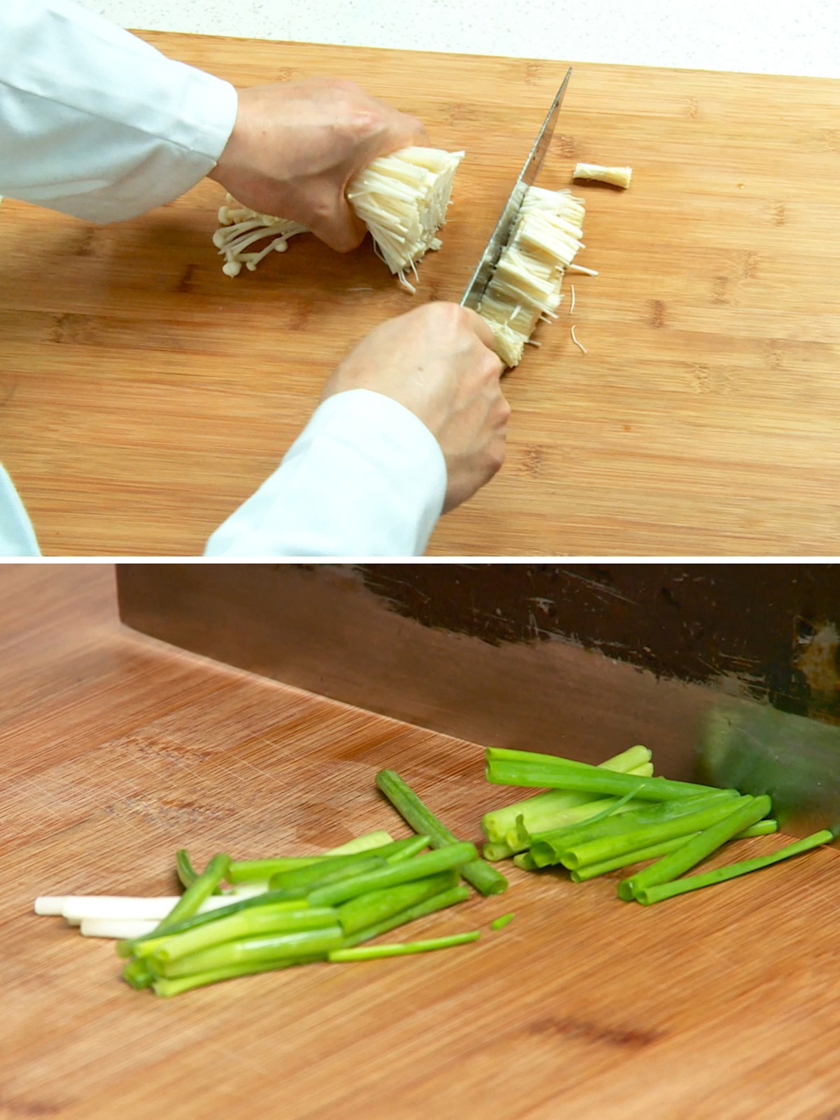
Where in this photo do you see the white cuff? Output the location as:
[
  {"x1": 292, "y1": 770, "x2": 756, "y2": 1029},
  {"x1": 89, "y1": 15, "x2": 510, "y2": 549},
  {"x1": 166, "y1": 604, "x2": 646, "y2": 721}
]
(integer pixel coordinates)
[
  {"x1": 0, "y1": 464, "x2": 41, "y2": 556},
  {"x1": 0, "y1": 0, "x2": 239, "y2": 222},
  {"x1": 205, "y1": 389, "x2": 447, "y2": 557}
]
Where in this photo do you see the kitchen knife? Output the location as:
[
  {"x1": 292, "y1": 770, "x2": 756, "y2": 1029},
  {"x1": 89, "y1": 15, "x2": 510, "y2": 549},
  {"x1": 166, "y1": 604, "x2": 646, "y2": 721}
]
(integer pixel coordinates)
[
  {"x1": 699, "y1": 697, "x2": 840, "y2": 834},
  {"x1": 461, "y1": 66, "x2": 573, "y2": 311}
]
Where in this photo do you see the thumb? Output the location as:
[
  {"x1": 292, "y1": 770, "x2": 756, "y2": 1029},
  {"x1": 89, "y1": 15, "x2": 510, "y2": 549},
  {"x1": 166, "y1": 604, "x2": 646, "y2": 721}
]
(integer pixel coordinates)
[{"x1": 309, "y1": 198, "x2": 368, "y2": 253}]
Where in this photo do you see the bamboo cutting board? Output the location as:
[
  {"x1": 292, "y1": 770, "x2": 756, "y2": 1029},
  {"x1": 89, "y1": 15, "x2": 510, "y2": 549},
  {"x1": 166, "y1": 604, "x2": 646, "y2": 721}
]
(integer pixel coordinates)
[
  {"x1": 1, "y1": 35, "x2": 839, "y2": 555},
  {"x1": 4, "y1": 565, "x2": 840, "y2": 1119}
]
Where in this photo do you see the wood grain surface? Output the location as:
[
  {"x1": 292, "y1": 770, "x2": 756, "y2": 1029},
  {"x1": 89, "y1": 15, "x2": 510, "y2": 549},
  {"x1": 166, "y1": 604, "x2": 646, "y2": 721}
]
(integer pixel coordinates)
[
  {"x1": 1, "y1": 34, "x2": 839, "y2": 555},
  {"x1": 4, "y1": 563, "x2": 840, "y2": 1119}
]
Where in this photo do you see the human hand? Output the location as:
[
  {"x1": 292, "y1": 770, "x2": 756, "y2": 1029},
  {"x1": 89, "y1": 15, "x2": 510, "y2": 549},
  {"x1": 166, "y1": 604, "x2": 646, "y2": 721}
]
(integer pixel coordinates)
[
  {"x1": 208, "y1": 78, "x2": 426, "y2": 251},
  {"x1": 321, "y1": 302, "x2": 509, "y2": 512}
]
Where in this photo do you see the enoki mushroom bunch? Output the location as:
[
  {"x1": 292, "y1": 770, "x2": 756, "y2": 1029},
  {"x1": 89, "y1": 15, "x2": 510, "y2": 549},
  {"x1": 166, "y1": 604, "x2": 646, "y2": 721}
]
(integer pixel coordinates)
[
  {"x1": 477, "y1": 186, "x2": 592, "y2": 368},
  {"x1": 213, "y1": 146, "x2": 464, "y2": 291}
]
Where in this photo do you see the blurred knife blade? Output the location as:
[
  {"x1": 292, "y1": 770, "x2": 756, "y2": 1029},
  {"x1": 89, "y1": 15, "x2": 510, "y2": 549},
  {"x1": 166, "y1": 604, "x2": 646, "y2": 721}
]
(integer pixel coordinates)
[{"x1": 461, "y1": 67, "x2": 573, "y2": 311}]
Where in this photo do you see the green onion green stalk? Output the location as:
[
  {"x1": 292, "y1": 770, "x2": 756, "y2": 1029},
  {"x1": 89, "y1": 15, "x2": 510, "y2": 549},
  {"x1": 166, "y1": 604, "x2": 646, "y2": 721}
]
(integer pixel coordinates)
[
  {"x1": 485, "y1": 748, "x2": 720, "y2": 801},
  {"x1": 618, "y1": 794, "x2": 772, "y2": 900},
  {"x1": 329, "y1": 932, "x2": 480, "y2": 962},
  {"x1": 634, "y1": 829, "x2": 834, "y2": 904},
  {"x1": 376, "y1": 769, "x2": 507, "y2": 897}
]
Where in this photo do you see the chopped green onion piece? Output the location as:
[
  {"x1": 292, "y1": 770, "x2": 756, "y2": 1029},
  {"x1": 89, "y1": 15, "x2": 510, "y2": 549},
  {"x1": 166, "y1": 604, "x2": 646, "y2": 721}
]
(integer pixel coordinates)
[
  {"x1": 308, "y1": 842, "x2": 478, "y2": 908},
  {"x1": 117, "y1": 892, "x2": 306, "y2": 957},
  {"x1": 157, "y1": 853, "x2": 230, "y2": 931},
  {"x1": 482, "y1": 841, "x2": 515, "y2": 861},
  {"x1": 135, "y1": 905, "x2": 338, "y2": 963},
  {"x1": 558, "y1": 796, "x2": 755, "y2": 872},
  {"x1": 550, "y1": 820, "x2": 777, "y2": 882},
  {"x1": 329, "y1": 932, "x2": 480, "y2": 962},
  {"x1": 486, "y1": 749, "x2": 718, "y2": 800},
  {"x1": 740, "y1": 819, "x2": 779, "y2": 838},
  {"x1": 490, "y1": 912, "x2": 515, "y2": 931},
  {"x1": 327, "y1": 830, "x2": 395, "y2": 855},
  {"x1": 153, "y1": 925, "x2": 345, "y2": 979},
  {"x1": 227, "y1": 831, "x2": 397, "y2": 882},
  {"x1": 481, "y1": 746, "x2": 652, "y2": 843},
  {"x1": 376, "y1": 769, "x2": 507, "y2": 897},
  {"x1": 152, "y1": 955, "x2": 320, "y2": 997},
  {"x1": 266, "y1": 853, "x2": 387, "y2": 893},
  {"x1": 337, "y1": 872, "x2": 458, "y2": 936},
  {"x1": 503, "y1": 791, "x2": 650, "y2": 853},
  {"x1": 635, "y1": 829, "x2": 834, "y2": 905},
  {"x1": 122, "y1": 956, "x2": 155, "y2": 989},
  {"x1": 382, "y1": 835, "x2": 432, "y2": 862},
  {"x1": 343, "y1": 885, "x2": 471, "y2": 947},
  {"x1": 512, "y1": 852, "x2": 538, "y2": 871},
  {"x1": 175, "y1": 849, "x2": 201, "y2": 889},
  {"x1": 530, "y1": 790, "x2": 739, "y2": 867},
  {"x1": 570, "y1": 836, "x2": 696, "y2": 881},
  {"x1": 229, "y1": 857, "x2": 326, "y2": 881},
  {"x1": 619, "y1": 794, "x2": 772, "y2": 901}
]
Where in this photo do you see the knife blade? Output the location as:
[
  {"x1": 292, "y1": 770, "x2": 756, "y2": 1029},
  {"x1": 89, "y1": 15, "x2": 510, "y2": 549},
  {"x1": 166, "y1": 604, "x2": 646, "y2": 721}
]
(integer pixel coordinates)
[{"x1": 461, "y1": 66, "x2": 573, "y2": 311}]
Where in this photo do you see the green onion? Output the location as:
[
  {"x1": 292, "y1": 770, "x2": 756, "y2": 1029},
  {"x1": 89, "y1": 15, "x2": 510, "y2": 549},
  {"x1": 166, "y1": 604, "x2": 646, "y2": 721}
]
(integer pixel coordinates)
[
  {"x1": 343, "y1": 885, "x2": 471, "y2": 947},
  {"x1": 375, "y1": 770, "x2": 507, "y2": 897},
  {"x1": 557, "y1": 796, "x2": 757, "y2": 872},
  {"x1": 486, "y1": 749, "x2": 718, "y2": 800},
  {"x1": 568, "y1": 819, "x2": 780, "y2": 881},
  {"x1": 227, "y1": 830, "x2": 396, "y2": 882},
  {"x1": 570, "y1": 837, "x2": 696, "y2": 881},
  {"x1": 329, "y1": 932, "x2": 480, "y2": 962},
  {"x1": 529, "y1": 790, "x2": 739, "y2": 867},
  {"x1": 175, "y1": 849, "x2": 201, "y2": 889},
  {"x1": 157, "y1": 853, "x2": 230, "y2": 931},
  {"x1": 336, "y1": 872, "x2": 458, "y2": 936},
  {"x1": 134, "y1": 905, "x2": 338, "y2": 963},
  {"x1": 635, "y1": 829, "x2": 834, "y2": 905},
  {"x1": 152, "y1": 925, "x2": 345, "y2": 979},
  {"x1": 618, "y1": 794, "x2": 772, "y2": 900},
  {"x1": 117, "y1": 892, "x2": 306, "y2": 958},
  {"x1": 480, "y1": 746, "x2": 652, "y2": 843},
  {"x1": 266, "y1": 852, "x2": 388, "y2": 893},
  {"x1": 307, "y1": 843, "x2": 478, "y2": 908},
  {"x1": 382, "y1": 836, "x2": 432, "y2": 862},
  {"x1": 152, "y1": 955, "x2": 320, "y2": 997},
  {"x1": 121, "y1": 956, "x2": 155, "y2": 989},
  {"x1": 512, "y1": 852, "x2": 538, "y2": 871},
  {"x1": 490, "y1": 912, "x2": 515, "y2": 931},
  {"x1": 482, "y1": 841, "x2": 515, "y2": 861},
  {"x1": 327, "y1": 830, "x2": 395, "y2": 855}
]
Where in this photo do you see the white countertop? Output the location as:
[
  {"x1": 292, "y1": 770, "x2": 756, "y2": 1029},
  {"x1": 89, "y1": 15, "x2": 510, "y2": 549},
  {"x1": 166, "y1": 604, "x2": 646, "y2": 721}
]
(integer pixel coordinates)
[{"x1": 79, "y1": 0, "x2": 839, "y2": 80}]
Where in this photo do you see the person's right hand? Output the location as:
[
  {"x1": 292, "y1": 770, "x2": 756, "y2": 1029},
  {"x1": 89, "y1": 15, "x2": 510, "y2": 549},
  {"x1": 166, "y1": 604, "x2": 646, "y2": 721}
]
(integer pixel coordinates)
[{"x1": 320, "y1": 302, "x2": 509, "y2": 512}]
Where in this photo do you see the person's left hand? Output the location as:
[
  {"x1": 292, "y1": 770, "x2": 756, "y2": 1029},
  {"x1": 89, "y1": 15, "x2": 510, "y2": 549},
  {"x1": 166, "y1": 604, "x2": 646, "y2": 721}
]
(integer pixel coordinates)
[{"x1": 208, "y1": 78, "x2": 427, "y2": 251}]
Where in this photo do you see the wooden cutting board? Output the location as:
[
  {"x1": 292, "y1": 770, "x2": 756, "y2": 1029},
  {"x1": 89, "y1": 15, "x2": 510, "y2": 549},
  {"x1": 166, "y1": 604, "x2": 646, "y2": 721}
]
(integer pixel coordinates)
[
  {"x1": 1, "y1": 35, "x2": 839, "y2": 556},
  {"x1": 5, "y1": 565, "x2": 840, "y2": 1119}
]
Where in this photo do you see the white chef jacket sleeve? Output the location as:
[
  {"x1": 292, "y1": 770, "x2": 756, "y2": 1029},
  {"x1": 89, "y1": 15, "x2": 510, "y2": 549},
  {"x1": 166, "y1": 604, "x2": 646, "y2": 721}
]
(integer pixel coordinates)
[
  {"x1": 0, "y1": 0, "x2": 238, "y2": 223},
  {"x1": 205, "y1": 389, "x2": 448, "y2": 557}
]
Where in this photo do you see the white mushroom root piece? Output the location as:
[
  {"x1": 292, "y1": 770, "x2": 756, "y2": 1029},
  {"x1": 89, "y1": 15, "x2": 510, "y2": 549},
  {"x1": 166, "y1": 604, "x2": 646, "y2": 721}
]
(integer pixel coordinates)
[
  {"x1": 573, "y1": 162, "x2": 633, "y2": 189},
  {"x1": 213, "y1": 146, "x2": 464, "y2": 289},
  {"x1": 477, "y1": 187, "x2": 589, "y2": 368}
]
